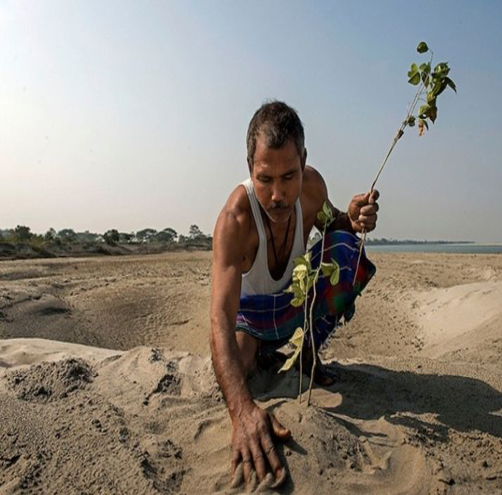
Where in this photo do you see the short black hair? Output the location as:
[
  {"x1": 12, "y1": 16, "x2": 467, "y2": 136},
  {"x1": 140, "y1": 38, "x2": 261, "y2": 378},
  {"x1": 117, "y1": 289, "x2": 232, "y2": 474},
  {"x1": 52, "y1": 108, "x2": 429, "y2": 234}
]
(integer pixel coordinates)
[{"x1": 246, "y1": 100, "x2": 305, "y2": 167}]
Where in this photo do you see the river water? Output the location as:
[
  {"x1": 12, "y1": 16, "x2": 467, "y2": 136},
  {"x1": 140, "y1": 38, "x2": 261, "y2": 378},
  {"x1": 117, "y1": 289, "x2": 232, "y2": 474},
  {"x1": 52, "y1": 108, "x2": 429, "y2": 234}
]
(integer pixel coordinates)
[{"x1": 365, "y1": 243, "x2": 502, "y2": 254}]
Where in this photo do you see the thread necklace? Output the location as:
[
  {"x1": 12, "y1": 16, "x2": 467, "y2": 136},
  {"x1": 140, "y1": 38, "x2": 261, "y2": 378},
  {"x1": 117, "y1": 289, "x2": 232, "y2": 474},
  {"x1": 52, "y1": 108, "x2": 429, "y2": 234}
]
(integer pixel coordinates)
[{"x1": 264, "y1": 211, "x2": 292, "y2": 275}]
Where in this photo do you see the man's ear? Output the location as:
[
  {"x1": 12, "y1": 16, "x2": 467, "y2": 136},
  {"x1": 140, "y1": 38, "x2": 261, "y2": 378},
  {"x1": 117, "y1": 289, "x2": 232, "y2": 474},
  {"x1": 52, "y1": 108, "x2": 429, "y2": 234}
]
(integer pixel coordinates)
[{"x1": 301, "y1": 148, "x2": 307, "y2": 171}]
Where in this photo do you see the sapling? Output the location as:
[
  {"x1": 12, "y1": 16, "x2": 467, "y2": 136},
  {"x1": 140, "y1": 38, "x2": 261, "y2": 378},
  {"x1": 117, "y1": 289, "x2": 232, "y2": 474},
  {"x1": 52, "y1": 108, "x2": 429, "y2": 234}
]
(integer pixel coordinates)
[
  {"x1": 280, "y1": 202, "x2": 340, "y2": 406},
  {"x1": 353, "y1": 41, "x2": 456, "y2": 280},
  {"x1": 280, "y1": 41, "x2": 456, "y2": 407}
]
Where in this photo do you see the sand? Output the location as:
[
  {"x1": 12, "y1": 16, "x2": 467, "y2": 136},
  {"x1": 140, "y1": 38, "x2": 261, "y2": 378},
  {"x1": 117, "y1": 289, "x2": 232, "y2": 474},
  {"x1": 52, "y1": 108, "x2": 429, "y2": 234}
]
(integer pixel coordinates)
[{"x1": 1, "y1": 252, "x2": 502, "y2": 494}]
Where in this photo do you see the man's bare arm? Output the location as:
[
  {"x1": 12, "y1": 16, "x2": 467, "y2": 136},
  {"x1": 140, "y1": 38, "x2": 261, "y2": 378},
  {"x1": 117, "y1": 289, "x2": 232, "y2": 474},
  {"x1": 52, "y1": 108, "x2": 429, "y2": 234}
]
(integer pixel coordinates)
[
  {"x1": 308, "y1": 168, "x2": 379, "y2": 233},
  {"x1": 210, "y1": 203, "x2": 289, "y2": 489},
  {"x1": 210, "y1": 206, "x2": 253, "y2": 416}
]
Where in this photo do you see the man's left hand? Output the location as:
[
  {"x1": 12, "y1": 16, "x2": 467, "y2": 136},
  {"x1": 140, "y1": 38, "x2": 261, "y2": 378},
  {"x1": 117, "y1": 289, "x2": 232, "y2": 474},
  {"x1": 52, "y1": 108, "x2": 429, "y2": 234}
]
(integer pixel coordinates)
[{"x1": 347, "y1": 190, "x2": 380, "y2": 233}]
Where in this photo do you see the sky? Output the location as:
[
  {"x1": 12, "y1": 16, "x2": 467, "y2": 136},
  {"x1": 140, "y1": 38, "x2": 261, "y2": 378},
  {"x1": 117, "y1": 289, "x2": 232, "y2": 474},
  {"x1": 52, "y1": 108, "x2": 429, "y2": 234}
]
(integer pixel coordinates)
[{"x1": 1, "y1": 0, "x2": 501, "y2": 242}]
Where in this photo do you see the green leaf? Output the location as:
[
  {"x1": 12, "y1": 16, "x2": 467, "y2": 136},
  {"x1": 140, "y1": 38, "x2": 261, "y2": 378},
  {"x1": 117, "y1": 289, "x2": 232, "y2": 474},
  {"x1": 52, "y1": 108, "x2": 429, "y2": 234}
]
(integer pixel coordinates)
[
  {"x1": 408, "y1": 63, "x2": 418, "y2": 78},
  {"x1": 407, "y1": 115, "x2": 416, "y2": 127},
  {"x1": 429, "y1": 105, "x2": 437, "y2": 123},
  {"x1": 291, "y1": 297, "x2": 305, "y2": 307},
  {"x1": 330, "y1": 268, "x2": 340, "y2": 285},
  {"x1": 298, "y1": 277, "x2": 309, "y2": 297},
  {"x1": 445, "y1": 77, "x2": 457, "y2": 93},
  {"x1": 408, "y1": 72, "x2": 420, "y2": 85},
  {"x1": 431, "y1": 78, "x2": 443, "y2": 96},
  {"x1": 285, "y1": 283, "x2": 305, "y2": 299},
  {"x1": 321, "y1": 262, "x2": 334, "y2": 277},
  {"x1": 317, "y1": 202, "x2": 334, "y2": 228},
  {"x1": 417, "y1": 41, "x2": 429, "y2": 53},
  {"x1": 322, "y1": 202, "x2": 333, "y2": 223},
  {"x1": 427, "y1": 93, "x2": 436, "y2": 104},
  {"x1": 434, "y1": 62, "x2": 450, "y2": 77},
  {"x1": 316, "y1": 211, "x2": 327, "y2": 223},
  {"x1": 293, "y1": 256, "x2": 309, "y2": 268},
  {"x1": 437, "y1": 79, "x2": 449, "y2": 97},
  {"x1": 290, "y1": 327, "x2": 305, "y2": 345},
  {"x1": 294, "y1": 285, "x2": 305, "y2": 298},
  {"x1": 278, "y1": 345, "x2": 302, "y2": 372},
  {"x1": 419, "y1": 62, "x2": 431, "y2": 74},
  {"x1": 279, "y1": 327, "x2": 304, "y2": 372},
  {"x1": 292, "y1": 264, "x2": 308, "y2": 282},
  {"x1": 418, "y1": 104, "x2": 430, "y2": 117}
]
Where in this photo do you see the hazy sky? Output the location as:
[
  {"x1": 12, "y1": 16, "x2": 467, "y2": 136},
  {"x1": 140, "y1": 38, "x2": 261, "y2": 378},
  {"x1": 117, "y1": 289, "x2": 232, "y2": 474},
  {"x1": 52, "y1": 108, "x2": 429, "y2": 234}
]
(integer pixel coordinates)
[{"x1": 2, "y1": 0, "x2": 501, "y2": 242}]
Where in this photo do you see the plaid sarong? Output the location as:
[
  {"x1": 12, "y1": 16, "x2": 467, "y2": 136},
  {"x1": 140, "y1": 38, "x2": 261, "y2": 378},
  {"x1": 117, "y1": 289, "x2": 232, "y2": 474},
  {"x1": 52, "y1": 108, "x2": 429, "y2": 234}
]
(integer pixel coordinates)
[{"x1": 236, "y1": 230, "x2": 376, "y2": 349}]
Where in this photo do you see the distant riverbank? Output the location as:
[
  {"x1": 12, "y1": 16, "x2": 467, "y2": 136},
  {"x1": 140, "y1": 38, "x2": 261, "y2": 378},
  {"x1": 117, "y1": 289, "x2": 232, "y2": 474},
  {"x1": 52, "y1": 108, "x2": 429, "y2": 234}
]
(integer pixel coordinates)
[{"x1": 0, "y1": 239, "x2": 212, "y2": 261}]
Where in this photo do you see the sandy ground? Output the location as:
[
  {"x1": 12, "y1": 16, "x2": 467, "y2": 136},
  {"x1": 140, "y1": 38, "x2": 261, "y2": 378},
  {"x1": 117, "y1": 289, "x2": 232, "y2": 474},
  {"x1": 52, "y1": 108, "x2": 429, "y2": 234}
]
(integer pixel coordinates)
[{"x1": 1, "y1": 251, "x2": 502, "y2": 494}]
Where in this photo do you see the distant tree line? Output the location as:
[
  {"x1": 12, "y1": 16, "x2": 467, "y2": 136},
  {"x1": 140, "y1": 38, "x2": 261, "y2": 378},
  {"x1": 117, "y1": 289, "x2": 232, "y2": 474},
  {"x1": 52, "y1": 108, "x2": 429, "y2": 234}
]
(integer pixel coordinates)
[
  {"x1": 0, "y1": 224, "x2": 212, "y2": 249},
  {"x1": 0, "y1": 227, "x2": 473, "y2": 249}
]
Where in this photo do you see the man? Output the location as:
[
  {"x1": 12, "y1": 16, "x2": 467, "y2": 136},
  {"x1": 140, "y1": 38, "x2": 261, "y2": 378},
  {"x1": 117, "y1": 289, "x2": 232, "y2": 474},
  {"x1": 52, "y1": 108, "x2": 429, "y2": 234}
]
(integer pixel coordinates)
[{"x1": 210, "y1": 101, "x2": 379, "y2": 489}]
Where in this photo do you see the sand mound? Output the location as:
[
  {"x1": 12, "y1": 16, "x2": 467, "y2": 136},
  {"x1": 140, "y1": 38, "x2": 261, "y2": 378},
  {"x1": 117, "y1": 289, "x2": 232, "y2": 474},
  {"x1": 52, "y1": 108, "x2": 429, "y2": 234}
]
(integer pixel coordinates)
[
  {"x1": 7, "y1": 358, "x2": 94, "y2": 402},
  {"x1": 0, "y1": 338, "x2": 121, "y2": 374},
  {"x1": 0, "y1": 342, "x2": 450, "y2": 494},
  {"x1": 412, "y1": 280, "x2": 502, "y2": 360}
]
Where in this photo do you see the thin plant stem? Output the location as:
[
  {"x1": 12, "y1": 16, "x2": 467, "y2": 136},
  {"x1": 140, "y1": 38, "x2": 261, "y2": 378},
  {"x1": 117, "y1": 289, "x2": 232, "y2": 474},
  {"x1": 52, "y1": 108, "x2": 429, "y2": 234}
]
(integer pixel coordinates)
[
  {"x1": 298, "y1": 297, "x2": 308, "y2": 403},
  {"x1": 370, "y1": 81, "x2": 426, "y2": 190},
  {"x1": 307, "y1": 222, "x2": 328, "y2": 406},
  {"x1": 307, "y1": 270, "x2": 319, "y2": 407},
  {"x1": 352, "y1": 80, "x2": 428, "y2": 285}
]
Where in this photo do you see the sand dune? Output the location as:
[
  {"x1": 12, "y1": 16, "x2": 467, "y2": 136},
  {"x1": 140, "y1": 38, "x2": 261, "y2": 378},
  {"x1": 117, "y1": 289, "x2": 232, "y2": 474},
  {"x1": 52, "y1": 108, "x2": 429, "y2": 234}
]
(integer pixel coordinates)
[
  {"x1": 412, "y1": 280, "x2": 502, "y2": 360},
  {"x1": 1, "y1": 252, "x2": 502, "y2": 493},
  {"x1": 0, "y1": 338, "x2": 122, "y2": 374},
  {"x1": 0, "y1": 345, "x2": 445, "y2": 494}
]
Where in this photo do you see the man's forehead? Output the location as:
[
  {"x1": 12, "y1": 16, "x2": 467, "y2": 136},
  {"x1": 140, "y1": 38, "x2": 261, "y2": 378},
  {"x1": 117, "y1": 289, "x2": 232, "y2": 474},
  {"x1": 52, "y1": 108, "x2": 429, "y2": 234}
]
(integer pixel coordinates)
[
  {"x1": 253, "y1": 162, "x2": 299, "y2": 177},
  {"x1": 254, "y1": 139, "x2": 301, "y2": 162}
]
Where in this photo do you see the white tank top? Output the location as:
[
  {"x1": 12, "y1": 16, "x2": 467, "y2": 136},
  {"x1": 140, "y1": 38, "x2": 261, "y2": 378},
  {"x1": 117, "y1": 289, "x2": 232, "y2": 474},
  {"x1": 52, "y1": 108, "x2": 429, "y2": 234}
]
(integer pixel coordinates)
[{"x1": 240, "y1": 178, "x2": 305, "y2": 296}]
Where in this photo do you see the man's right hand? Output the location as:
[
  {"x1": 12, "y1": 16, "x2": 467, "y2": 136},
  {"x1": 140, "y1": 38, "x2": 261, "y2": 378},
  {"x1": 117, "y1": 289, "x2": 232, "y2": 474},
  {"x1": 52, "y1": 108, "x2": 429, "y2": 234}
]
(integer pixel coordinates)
[
  {"x1": 230, "y1": 402, "x2": 291, "y2": 490},
  {"x1": 211, "y1": 199, "x2": 291, "y2": 490}
]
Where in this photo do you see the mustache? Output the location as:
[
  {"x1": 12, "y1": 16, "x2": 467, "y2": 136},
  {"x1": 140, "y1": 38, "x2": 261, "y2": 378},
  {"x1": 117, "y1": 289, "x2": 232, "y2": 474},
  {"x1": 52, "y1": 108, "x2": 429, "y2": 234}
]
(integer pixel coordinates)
[{"x1": 268, "y1": 202, "x2": 289, "y2": 211}]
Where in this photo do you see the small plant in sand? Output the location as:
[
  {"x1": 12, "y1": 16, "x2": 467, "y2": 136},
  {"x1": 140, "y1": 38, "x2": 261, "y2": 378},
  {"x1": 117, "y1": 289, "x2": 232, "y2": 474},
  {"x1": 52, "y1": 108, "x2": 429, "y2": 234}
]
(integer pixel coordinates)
[
  {"x1": 354, "y1": 41, "x2": 457, "y2": 279},
  {"x1": 280, "y1": 202, "x2": 340, "y2": 406},
  {"x1": 280, "y1": 42, "x2": 456, "y2": 407}
]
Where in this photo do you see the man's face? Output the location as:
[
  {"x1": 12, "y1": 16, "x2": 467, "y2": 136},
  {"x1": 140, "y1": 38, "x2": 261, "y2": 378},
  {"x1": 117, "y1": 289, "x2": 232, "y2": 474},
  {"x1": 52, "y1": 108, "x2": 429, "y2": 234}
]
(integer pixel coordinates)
[{"x1": 250, "y1": 135, "x2": 305, "y2": 224}]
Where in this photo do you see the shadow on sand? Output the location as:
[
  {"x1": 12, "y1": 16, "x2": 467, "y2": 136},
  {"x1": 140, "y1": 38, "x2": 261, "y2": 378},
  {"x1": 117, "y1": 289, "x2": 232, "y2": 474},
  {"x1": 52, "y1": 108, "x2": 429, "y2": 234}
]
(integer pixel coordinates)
[{"x1": 322, "y1": 362, "x2": 502, "y2": 442}]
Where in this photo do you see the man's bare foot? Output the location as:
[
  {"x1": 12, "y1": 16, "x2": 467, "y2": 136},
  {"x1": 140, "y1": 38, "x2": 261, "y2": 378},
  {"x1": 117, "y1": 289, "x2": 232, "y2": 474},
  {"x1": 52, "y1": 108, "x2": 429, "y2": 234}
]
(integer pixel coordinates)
[
  {"x1": 256, "y1": 350, "x2": 288, "y2": 370},
  {"x1": 301, "y1": 347, "x2": 336, "y2": 386}
]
